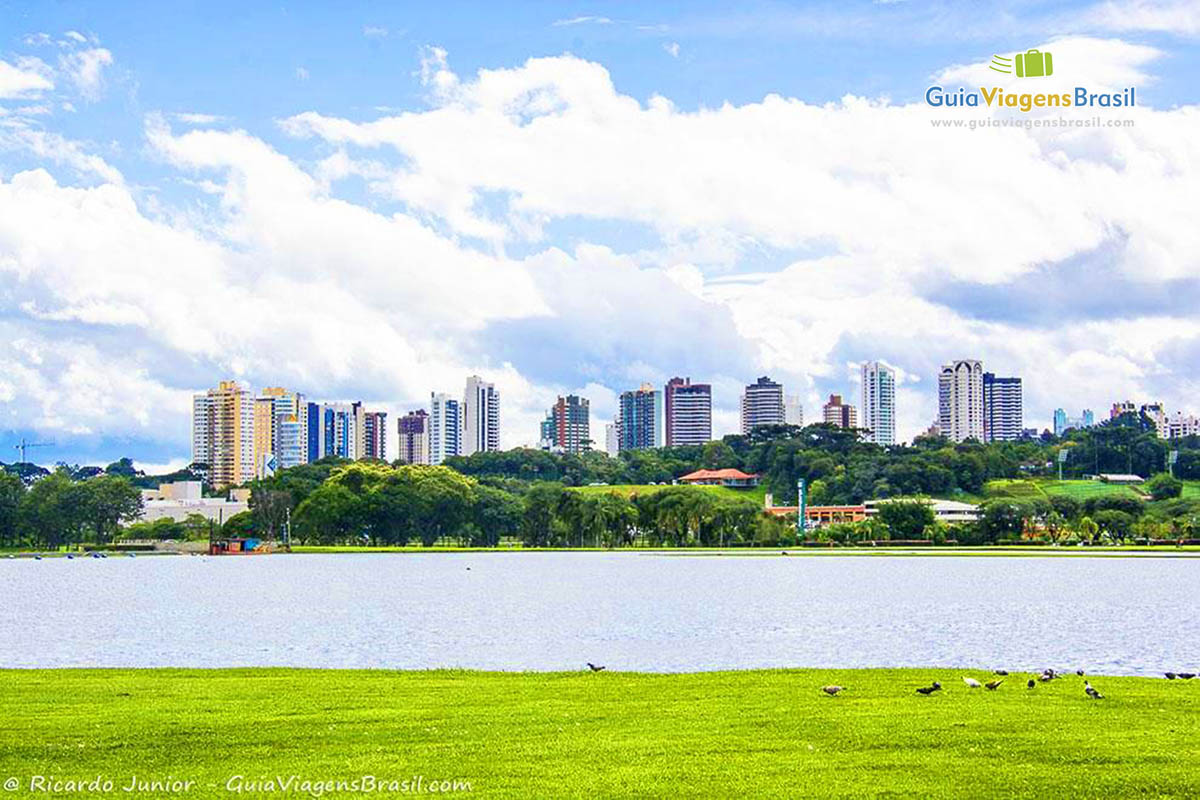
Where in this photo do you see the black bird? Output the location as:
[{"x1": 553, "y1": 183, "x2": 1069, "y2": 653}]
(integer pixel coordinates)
[
  {"x1": 822, "y1": 685, "x2": 845, "y2": 696},
  {"x1": 1165, "y1": 672, "x2": 1178, "y2": 680},
  {"x1": 1027, "y1": 679, "x2": 1036, "y2": 689},
  {"x1": 916, "y1": 681, "x2": 942, "y2": 695},
  {"x1": 986, "y1": 679, "x2": 1004, "y2": 691},
  {"x1": 1085, "y1": 681, "x2": 1103, "y2": 700},
  {"x1": 994, "y1": 670, "x2": 1009, "y2": 676},
  {"x1": 586, "y1": 663, "x2": 606, "y2": 672},
  {"x1": 1076, "y1": 670, "x2": 1085, "y2": 676},
  {"x1": 1179, "y1": 673, "x2": 1196, "y2": 680}
]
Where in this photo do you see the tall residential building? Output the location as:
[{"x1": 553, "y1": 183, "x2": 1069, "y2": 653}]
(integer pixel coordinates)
[
  {"x1": 740, "y1": 376, "x2": 785, "y2": 434},
  {"x1": 463, "y1": 376, "x2": 500, "y2": 455},
  {"x1": 359, "y1": 405, "x2": 388, "y2": 460},
  {"x1": 430, "y1": 392, "x2": 463, "y2": 465},
  {"x1": 664, "y1": 377, "x2": 712, "y2": 447},
  {"x1": 822, "y1": 394, "x2": 858, "y2": 429},
  {"x1": 1110, "y1": 401, "x2": 1136, "y2": 419},
  {"x1": 982, "y1": 373, "x2": 1023, "y2": 443},
  {"x1": 785, "y1": 394, "x2": 805, "y2": 427},
  {"x1": 397, "y1": 410, "x2": 431, "y2": 465},
  {"x1": 618, "y1": 384, "x2": 662, "y2": 451},
  {"x1": 1141, "y1": 402, "x2": 1167, "y2": 438},
  {"x1": 540, "y1": 394, "x2": 591, "y2": 454},
  {"x1": 860, "y1": 361, "x2": 896, "y2": 445},
  {"x1": 605, "y1": 419, "x2": 620, "y2": 456},
  {"x1": 253, "y1": 387, "x2": 308, "y2": 477},
  {"x1": 1053, "y1": 408, "x2": 1095, "y2": 437},
  {"x1": 192, "y1": 380, "x2": 256, "y2": 490},
  {"x1": 1167, "y1": 412, "x2": 1200, "y2": 439},
  {"x1": 306, "y1": 402, "x2": 360, "y2": 461},
  {"x1": 938, "y1": 360, "x2": 985, "y2": 443}
]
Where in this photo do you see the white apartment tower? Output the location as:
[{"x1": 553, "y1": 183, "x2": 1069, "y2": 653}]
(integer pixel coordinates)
[
  {"x1": 463, "y1": 375, "x2": 500, "y2": 456},
  {"x1": 430, "y1": 392, "x2": 463, "y2": 465},
  {"x1": 860, "y1": 361, "x2": 896, "y2": 446},
  {"x1": 740, "y1": 376, "x2": 786, "y2": 434},
  {"x1": 938, "y1": 360, "x2": 985, "y2": 443}
]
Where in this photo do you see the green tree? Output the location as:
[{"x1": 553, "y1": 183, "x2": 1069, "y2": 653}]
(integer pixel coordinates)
[
  {"x1": 875, "y1": 499, "x2": 936, "y2": 540},
  {"x1": 77, "y1": 474, "x2": 143, "y2": 543},
  {"x1": 18, "y1": 471, "x2": 81, "y2": 549},
  {"x1": 472, "y1": 484, "x2": 523, "y2": 546},
  {"x1": 0, "y1": 471, "x2": 25, "y2": 548}
]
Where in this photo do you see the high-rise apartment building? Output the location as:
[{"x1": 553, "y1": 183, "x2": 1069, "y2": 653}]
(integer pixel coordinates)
[
  {"x1": 860, "y1": 361, "x2": 896, "y2": 445},
  {"x1": 605, "y1": 419, "x2": 620, "y2": 456},
  {"x1": 540, "y1": 394, "x2": 591, "y2": 454},
  {"x1": 306, "y1": 402, "x2": 359, "y2": 461},
  {"x1": 192, "y1": 380, "x2": 256, "y2": 489},
  {"x1": 253, "y1": 387, "x2": 308, "y2": 477},
  {"x1": 938, "y1": 360, "x2": 985, "y2": 443},
  {"x1": 785, "y1": 395, "x2": 805, "y2": 427},
  {"x1": 463, "y1": 376, "x2": 500, "y2": 456},
  {"x1": 1167, "y1": 412, "x2": 1200, "y2": 439},
  {"x1": 1141, "y1": 402, "x2": 1167, "y2": 438},
  {"x1": 618, "y1": 384, "x2": 662, "y2": 451},
  {"x1": 359, "y1": 406, "x2": 388, "y2": 460},
  {"x1": 1110, "y1": 401, "x2": 1136, "y2": 419},
  {"x1": 982, "y1": 373, "x2": 1023, "y2": 443},
  {"x1": 430, "y1": 392, "x2": 463, "y2": 465},
  {"x1": 822, "y1": 394, "x2": 858, "y2": 429},
  {"x1": 740, "y1": 376, "x2": 785, "y2": 434},
  {"x1": 664, "y1": 377, "x2": 712, "y2": 447},
  {"x1": 397, "y1": 410, "x2": 431, "y2": 465},
  {"x1": 1056, "y1": 408, "x2": 1096, "y2": 436}
]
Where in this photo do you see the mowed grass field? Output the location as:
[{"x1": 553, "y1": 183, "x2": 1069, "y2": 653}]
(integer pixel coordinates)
[
  {"x1": 2, "y1": 669, "x2": 1199, "y2": 798},
  {"x1": 984, "y1": 478, "x2": 1148, "y2": 501}
]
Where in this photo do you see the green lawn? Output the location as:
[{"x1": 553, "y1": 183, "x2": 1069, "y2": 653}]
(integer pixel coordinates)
[
  {"x1": 2, "y1": 669, "x2": 1198, "y2": 798},
  {"x1": 984, "y1": 478, "x2": 1146, "y2": 501}
]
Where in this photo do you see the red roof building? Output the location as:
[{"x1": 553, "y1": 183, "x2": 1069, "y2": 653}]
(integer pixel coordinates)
[{"x1": 676, "y1": 469, "x2": 760, "y2": 488}]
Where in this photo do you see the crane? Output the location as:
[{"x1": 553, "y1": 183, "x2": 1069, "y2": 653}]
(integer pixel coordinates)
[{"x1": 12, "y1": 439, "x2": 53, "y2": 463}]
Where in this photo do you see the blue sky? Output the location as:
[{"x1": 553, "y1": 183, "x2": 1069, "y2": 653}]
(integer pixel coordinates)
[{"x1": 2, "y1": 0, "x2": 1199, "y2": 469}]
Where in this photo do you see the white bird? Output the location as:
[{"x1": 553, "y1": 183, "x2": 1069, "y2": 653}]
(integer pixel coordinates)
[{"x1": 963, "y1": 677, "x2": 982, "y2": 689}]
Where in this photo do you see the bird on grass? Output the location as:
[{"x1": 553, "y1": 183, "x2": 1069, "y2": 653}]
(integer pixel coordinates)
[
  {"x1": 1076, "y1": 670, "x2": 1085, "y2": 676},
  {"x1": 986, "y1": 679, "x2": 1004, "y2": 691},
  {"x1": 1179, "y1": 673, "x2": 1196, "y2": 680},
  {"x1": 1085, "y1": 681, "x2": 1104, "y2": 700},
  {"x1": 963, "y1": 677, "x2": 982, "y2": 689},
  {"x1": 822, "y1": 685, "x2": 845, "y2": 696},
  {"x1": 994, "y1": 670, "x2": 1008, "y2": 676},
  {"x1": 1027, "y1": 679, "x2": 1036, "y2": 689},
  {"x1": 1165, "y1": 672, "x2": 1178, "y2": 680},
  {"x1": 1038, "y1": 672, "x2": 1056, "y2": 682},
  {"x1": 916, "y1": 682, "x2": 942, "y2": 696},
  {"x1": 586, "y1": 663, "x2": 606, "y2": 672}
]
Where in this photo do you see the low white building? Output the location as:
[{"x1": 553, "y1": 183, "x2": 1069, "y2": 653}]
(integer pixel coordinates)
[
  {"x1": 138, "y1": 481, "x2": 249, "y2": 524},
  {"x1": 864, "y1": 498, "x2": 981, "y2": 524}
]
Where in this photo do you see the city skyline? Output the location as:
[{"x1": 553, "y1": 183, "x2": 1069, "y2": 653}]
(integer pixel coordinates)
[{"x1": 2, "y1": 3, "x2": 1199, "y2": 469}]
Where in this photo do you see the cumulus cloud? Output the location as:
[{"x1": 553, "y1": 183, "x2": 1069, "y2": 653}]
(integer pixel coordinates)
[
  {"x1": 2, "y1": 40, "x2": 1200, "y2": 461},
  {"x1": 933, "y1": 36, "x2": 1163, "y2": 92},
  {"x1": 1084, "y1": 0, "x2": 1200, "y2": 36},
  {"x1": 0, "y1": 58, "x2": 53, "y2": 98}
]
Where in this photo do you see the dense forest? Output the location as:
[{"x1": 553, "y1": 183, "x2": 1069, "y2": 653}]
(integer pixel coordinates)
[{"x1": 2, "y1": 412, "x2": 1197, "y2": 550}]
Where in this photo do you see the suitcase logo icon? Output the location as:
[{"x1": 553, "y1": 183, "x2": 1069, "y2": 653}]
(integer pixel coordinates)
[
  {"x1": 1016, "y1": 49, "x2": 1053, "y2": 77},
  {"x1": 989, "y1": 49, "x2": 1054, "y2": 78}
]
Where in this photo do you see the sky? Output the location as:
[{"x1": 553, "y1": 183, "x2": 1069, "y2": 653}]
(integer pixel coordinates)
[{"x1": 1, "y1": 0, "x2": 1199, "y2": 471}]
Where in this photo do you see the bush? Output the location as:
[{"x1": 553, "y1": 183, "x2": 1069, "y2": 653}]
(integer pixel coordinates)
[{"x1": 1145, "y1": 473, "x2": 1183, "y2": 501}]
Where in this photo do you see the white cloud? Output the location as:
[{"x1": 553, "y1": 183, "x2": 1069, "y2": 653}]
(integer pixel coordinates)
[
  {"x1": 295, "y1": 66, "x2": 310, "y2": 81},
  {"x1": 363, "y1": 25, "x2": 389, "y2": 39},
  {"x1": 664, "y1": 41, "x2": 681, "y2": 58},
  {"x1": 552, "y1": 16, "x2": 613, "y2": 27},
  {"x1": 0, "y1": 58, "x2": 54, "y2": 98},
  {"x1": 1084, "y1": 0, "x2": 1200, "y2": 36},
  {"x1": 59, "y1": 47, "x2": 113, "y2": 100}
]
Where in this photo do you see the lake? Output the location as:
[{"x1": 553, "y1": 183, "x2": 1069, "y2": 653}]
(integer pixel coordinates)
[{"x1": 1, "y1": 552, "x2": 1196, "y2": 675}]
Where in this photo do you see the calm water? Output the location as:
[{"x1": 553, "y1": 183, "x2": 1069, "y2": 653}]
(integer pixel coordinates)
[{"x1": 1, "y1": 553, "x2": 1196, "y2": 675}]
